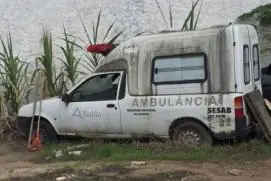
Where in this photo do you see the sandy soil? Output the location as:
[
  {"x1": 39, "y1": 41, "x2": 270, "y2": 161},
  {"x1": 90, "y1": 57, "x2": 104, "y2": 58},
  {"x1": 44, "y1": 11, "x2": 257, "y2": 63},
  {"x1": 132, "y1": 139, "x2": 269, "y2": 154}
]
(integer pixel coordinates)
[{"x1": 1, "y1": 141, "x2": 271, "y2": 181}]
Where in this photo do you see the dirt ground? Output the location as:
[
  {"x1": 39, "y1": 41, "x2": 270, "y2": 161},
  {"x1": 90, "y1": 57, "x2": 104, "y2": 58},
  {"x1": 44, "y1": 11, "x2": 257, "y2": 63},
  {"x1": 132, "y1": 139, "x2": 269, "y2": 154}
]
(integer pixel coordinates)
[{"x1": 1, "y1": 141, "x2": 271, "y2": 181}]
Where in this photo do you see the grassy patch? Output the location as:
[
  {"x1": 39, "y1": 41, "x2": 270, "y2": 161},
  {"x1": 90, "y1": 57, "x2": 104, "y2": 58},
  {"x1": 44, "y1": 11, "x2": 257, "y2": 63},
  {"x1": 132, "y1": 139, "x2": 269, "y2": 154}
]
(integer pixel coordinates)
[{"x1": 40, "y1": 139, "x2": 271, "y2": 163}]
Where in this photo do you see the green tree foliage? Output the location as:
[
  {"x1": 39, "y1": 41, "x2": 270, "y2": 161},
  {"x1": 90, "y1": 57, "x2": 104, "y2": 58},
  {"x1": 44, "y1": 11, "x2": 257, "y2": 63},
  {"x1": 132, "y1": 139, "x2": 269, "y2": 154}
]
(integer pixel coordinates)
[{"x1": 237, "y1": 3, "x2": 271, "y2": 26}]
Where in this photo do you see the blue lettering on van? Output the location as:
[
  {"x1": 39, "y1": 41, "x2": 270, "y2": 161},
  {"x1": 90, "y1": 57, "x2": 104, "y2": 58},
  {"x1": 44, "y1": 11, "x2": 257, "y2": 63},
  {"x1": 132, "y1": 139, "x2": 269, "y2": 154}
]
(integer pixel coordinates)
[{"x1": 72, "y1": 108, "x2": 102, "y2": 119}]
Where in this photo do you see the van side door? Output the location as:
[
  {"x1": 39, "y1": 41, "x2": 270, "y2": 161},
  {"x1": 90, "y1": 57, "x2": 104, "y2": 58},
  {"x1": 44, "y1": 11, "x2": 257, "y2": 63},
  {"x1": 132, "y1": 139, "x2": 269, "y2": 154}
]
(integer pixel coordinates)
[{"x1": 58, "y1": 71, "x2": 123, "y2": 135}]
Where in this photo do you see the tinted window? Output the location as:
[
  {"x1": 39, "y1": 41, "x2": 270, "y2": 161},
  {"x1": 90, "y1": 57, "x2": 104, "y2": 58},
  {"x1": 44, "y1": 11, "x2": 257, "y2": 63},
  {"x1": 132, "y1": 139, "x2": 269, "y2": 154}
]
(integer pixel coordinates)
[
  {"x1": 243, "y1": 45, "x2": 250, "y2": 84},
  {"x1": 70, "y1": 73, "x2": 121, "y2": 102},
  {"x1": 253, "y1": 45, "x2": 260, "y2": 81},
  {"x1": 152, "y1": 54, "x2": 206, "y2": 84}
]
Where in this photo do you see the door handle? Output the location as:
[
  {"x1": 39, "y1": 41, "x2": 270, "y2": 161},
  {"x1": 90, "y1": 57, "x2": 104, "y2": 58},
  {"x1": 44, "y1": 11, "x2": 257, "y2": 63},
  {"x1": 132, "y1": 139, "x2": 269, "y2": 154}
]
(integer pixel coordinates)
[{"x1": 107, "y1": 104, "x2": 115, "y2": 108}]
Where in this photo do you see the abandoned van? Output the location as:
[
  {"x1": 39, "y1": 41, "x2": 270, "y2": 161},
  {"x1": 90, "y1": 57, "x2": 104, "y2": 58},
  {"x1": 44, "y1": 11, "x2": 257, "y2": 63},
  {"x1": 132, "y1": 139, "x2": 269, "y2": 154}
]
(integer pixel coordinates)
[{"x1": 16, "y1": 23, "x2": 262, "y2": 146}]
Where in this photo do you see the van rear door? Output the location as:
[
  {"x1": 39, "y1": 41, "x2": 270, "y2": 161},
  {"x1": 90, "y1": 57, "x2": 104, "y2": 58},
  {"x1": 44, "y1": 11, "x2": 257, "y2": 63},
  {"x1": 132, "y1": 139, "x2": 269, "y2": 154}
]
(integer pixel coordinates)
[
  {"x1": 232, "y1": 25, "x2": 256, "y2": 126},
  {"x1": 248, "y1": 25, "x2": 262, "y2": 93},
  {"x1": 233, "y1": 25, "x2": 254, "y2": 94}
]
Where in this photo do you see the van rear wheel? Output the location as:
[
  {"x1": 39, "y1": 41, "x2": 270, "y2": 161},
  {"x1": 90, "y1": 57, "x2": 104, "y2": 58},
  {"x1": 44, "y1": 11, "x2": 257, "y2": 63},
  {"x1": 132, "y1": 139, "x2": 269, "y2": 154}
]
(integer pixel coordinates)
[{"x1": 172, "y1": 121, "x2": 212, "y2": 147}]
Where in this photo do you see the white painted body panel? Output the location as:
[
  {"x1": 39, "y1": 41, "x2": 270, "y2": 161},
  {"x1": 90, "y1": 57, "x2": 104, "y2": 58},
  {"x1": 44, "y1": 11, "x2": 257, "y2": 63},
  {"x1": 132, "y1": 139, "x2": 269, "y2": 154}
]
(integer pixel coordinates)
[
  {"x1": 17, "y1": 97, "x2": 62, "y2": 133},
  {"x1": 120, "y1": 93, "x2": 237, "y2": 136},
  {"x1": 57, "y1": 100, "x2": 121, "y2": 134}
]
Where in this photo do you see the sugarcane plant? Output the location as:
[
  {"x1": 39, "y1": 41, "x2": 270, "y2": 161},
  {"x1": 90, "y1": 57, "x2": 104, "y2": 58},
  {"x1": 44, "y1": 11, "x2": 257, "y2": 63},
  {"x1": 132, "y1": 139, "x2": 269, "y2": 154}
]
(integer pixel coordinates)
[
  {"x1": 68, "y1": 9, "x2": 124, "y2": 71},
  {"x1": 0, "y1": 30, "x2": 30, "y2": 116},
  {"x1": 31, "y1": 29, "x2": 67, "y2": 98},
  {"x1": 58, "y1": 26, "x2": 84, "y2": 87},
  {"x1": 155, "y1": 0, "x2": 204, "y2": 30}
]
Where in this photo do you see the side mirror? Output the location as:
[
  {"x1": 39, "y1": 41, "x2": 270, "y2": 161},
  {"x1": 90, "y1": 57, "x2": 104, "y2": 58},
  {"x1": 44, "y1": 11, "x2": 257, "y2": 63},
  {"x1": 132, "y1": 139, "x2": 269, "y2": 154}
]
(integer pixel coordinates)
[{"x1": 61, "y1": 93, "x2": 70, "y2": 103}]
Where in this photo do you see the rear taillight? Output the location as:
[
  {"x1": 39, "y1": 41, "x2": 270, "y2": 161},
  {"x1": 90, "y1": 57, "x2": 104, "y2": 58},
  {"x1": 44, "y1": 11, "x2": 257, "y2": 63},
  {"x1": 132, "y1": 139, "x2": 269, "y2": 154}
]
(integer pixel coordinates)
[{"x1": 234, "y1": 96, "x2": 244, "y2": 118}]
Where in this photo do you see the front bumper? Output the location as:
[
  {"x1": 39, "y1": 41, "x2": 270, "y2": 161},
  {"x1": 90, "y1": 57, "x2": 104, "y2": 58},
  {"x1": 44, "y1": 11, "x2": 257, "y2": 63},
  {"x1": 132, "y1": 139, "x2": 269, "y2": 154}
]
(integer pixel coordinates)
[{"x1": 16, "y1": 116, "x2": 31, "y2": 136}]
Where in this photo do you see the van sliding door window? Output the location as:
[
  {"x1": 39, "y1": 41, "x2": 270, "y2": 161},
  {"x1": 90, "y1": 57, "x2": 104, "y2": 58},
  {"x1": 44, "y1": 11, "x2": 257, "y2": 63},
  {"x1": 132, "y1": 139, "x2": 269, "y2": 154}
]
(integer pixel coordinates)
[
  {"x1": 152, "y1": 54, "x2": 206, "y2": 84},
  {"x1": 243, "y1": 45, "x2": 250, "y2": 84},
  {"x1": 253, "y1": 44, "x2": 260, "y2": 81}
]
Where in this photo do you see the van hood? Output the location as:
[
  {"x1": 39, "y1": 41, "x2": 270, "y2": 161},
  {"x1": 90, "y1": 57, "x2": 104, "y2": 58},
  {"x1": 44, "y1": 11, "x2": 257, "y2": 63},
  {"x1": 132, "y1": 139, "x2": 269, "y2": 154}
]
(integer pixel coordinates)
[{"x1": 17, "y1": 96, "x2": 61, "y2": 117}]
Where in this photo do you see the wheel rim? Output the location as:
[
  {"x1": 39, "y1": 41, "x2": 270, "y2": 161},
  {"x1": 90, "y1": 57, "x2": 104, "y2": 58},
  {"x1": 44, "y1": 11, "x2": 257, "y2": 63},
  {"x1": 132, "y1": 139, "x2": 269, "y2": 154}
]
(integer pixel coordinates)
[{"x1": 178, "y1": 130, "x2": 201, "y2": 146}]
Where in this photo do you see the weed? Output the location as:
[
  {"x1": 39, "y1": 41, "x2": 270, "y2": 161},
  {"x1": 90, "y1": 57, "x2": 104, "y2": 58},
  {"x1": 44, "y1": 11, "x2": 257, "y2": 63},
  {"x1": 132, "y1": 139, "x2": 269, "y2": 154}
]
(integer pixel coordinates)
[{"x1": 41, "y1": 140, "x2": 271, "y2": 163}]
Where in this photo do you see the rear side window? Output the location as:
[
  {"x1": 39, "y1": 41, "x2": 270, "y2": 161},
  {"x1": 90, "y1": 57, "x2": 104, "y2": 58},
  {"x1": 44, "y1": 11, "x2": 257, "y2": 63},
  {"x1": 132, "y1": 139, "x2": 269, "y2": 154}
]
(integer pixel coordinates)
[
  {"x1": 243, "y1": 45, "x2": 250, "y2": 84},
  {"x1": 152, "y1": 54, "x2": 206, "y2": 84},
  {"x1": 253, "y1": 44, "x2": 260, "y2": 81}
]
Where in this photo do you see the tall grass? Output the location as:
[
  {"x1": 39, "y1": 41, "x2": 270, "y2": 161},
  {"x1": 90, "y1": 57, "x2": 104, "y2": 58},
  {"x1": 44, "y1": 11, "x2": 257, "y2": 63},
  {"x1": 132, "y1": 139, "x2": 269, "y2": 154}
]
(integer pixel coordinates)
[{"x1": 155, "y1": 0, "x2": 203, "y2": 30}]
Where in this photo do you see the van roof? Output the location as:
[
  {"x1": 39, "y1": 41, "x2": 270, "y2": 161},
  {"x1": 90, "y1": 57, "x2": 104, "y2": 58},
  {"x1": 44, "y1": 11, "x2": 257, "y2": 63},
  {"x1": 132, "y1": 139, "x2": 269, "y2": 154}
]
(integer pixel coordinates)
[
  {"x1": 135, "y1": 24, "x2": 228, "y2": 37},
  {"x1": 127, "y1": 25, "x2": 224, "y2": 41}
]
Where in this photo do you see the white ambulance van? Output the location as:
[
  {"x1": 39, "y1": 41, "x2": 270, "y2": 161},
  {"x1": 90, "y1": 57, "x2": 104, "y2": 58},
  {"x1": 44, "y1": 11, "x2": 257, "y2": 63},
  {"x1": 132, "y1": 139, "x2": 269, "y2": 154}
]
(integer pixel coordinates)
[{"x1": 16, "y1": 23, "x2": 262, "y2": 146}]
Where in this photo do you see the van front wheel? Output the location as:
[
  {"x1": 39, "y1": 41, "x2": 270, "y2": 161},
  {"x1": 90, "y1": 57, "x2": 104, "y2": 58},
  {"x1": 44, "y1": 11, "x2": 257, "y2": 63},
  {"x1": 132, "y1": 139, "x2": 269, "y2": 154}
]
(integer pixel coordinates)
[
  {"x1": 172, "y1": 121, "x2": 212, "y2": 147},
  {"x1": 31, "y1": 120, "x2": 59, "y2": 145}
]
